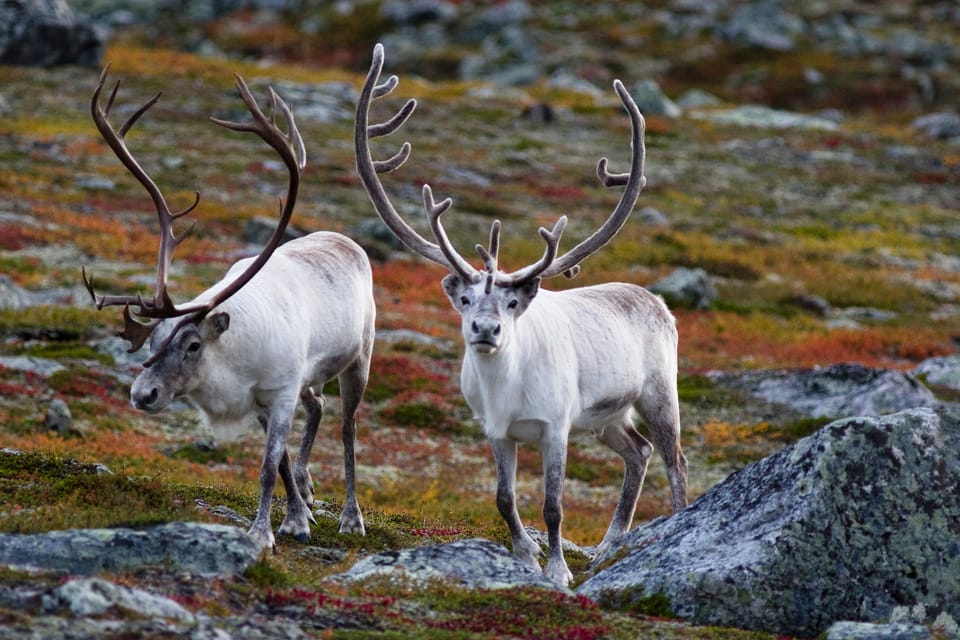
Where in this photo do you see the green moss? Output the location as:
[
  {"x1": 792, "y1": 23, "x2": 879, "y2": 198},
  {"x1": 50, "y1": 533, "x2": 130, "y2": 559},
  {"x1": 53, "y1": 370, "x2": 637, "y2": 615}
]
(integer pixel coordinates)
[
  {"x1": 377, "y1": 401, "x2": 477, "y2": 438},
  {"x1": 0, "y1": 306, "x2": 105, "y2": 340},
  {"x1": 915, "y1": 375, "x2": 960, "y2": 403},
  {"x1": 676, "y1": 375, "x2": 716, "y2": 403},
  {"x1": 0, "y1": 449, "x2": 257, "y2": 534},
  {"x1": 298, "y1": 500, "x2": 421, "y2": 554},
  {"x1": 777, "y1": 416, "x2": 832, "y2": 441},
  {"x1": 417, "y1": 586, "x2": 613, "y2": 638},
  {"x1": 566, "y1": 459, "x2": 600, "y2": 483},
  {"x1": 167, "y1": 441, "x2": 233, "y2": 465},
  {"x1": 47, "y1": 367, "x2": 123, "y2": 400},
  {"x1": 244, "y1": 556, "x2": 292, "y2": 590},
  {"x1": 17, "y1": 342, "x2": 114, "y2": 366},
  {"x1": 597, "y1": 584, "x2": 675, "y2": 618}
]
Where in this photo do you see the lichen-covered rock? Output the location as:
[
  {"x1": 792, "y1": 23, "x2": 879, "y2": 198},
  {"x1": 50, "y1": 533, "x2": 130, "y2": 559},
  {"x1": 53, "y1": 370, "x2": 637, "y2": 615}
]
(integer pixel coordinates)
[
  {"x1": 334, "y1": 538, "x2": 562, "y2": 591},
  {"x1": 0, "y1": 274, "x2": 30, "y2": 310},
  {"x1": 825, "y1": 621, "x2": 932, "y2": 640},
  {"x1": 45, "y1": 577, "x2": 194, "y2": 621},
  {"x1": 0, "y1": 0, "x2": 101, "y2": 67},
  {"x1": 915, "y1": 355, "x2": 960, "y2": 391},
  {"x1": 43, "y1": 398, "x2": 76, "y2": 437},
  {"x1": 712, "y1": 363, "x2": 943, "y2": 419},
  {"x1": 647, "y1": 267, "x2": 717, "y2": 309},
  {"x1": 577, "y1": 407, "x2": 960, "y2": 637},
  {"x1": 0, "y1": 522, "x2": 260, "y2": 577},
  {"x1": 629, "y1": 79, "x2": 681, "y2": 118}
]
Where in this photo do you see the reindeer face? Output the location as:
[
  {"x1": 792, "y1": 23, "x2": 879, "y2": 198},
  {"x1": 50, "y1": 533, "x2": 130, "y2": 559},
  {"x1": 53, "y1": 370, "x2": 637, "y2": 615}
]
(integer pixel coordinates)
[
  {"x1": 130, "y1": 313, "x2": 229, "y2": 412},
  {"x1": 442, "y1": 274, "x2": 539, "y2": 355}
]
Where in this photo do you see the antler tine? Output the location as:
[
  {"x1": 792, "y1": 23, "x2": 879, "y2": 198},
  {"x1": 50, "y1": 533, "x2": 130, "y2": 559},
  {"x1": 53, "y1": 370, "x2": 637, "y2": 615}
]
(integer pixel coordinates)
[
  {"x1": 374, "y1": 142, "x2": 411, "y2": 174},
  {"x1": 496, "y1": 216, "x2": 568, "y2": 286},
  {"x1": 474, "y1": 221, "x2": 502, "y2": 294},
  {"x1": 81, "y1": 266, "x2": 104, "y2": 308},
  {"x1": 475, "y1": 220, "x2": 501, "y2": 274},
  {"x1": 211, "y1": 74, "x2": 306, "y2": 174},
  {"x1": 355, "y1": 43, "x2": 479, "y2": 277},
  {"x1": 423, "y1": 185, "x2": 480, "y2": 282},
  {"x1": 119, "y1": 306, "x2": 159, "y2": 353},
  {"x1": 373, "y1": 74, "x2": 399, "y2": 99},
  {"x1": 272, "y1": 87, "x2": 308, "y2": 171},
  {"x1": 369, "y1": 98, "x2": 416, "y2": 139},
  {"x1": 535, "y1": 79, "x2": 646, "y2": 280},
  {"x1": 86, "y1": 65, "x2": 201, "y2": 320},
  {"x1": 201, "y1": 74, "x2": 305, "y2": 315}
]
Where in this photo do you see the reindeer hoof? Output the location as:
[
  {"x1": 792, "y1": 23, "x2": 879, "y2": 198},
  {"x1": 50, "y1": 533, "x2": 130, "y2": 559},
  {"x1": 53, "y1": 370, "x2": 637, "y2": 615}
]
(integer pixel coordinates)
[
  {"x1": 338, "y1": 501, "x2": 366, "y2": 536},
  {"x1": 246, "y1": 525, "x2": 275, "y2": 552},
  {"x1": 544, "y1": 562, "x2": 573, "y2": 588},
  {"x1": 278, "y1": 518, "x2": 312, "y2": 543}
]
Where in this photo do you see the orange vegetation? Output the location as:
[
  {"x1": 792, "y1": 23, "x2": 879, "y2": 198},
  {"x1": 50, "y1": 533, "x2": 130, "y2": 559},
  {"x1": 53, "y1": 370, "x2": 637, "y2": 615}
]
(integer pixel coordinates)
[{"x1": 678, "y1": 309, "x2": 954, "y2": 372}]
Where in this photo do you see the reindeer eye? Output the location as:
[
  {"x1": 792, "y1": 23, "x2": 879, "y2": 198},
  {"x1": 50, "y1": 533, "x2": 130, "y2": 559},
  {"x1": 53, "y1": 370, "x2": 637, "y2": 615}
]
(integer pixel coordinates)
[
  {"x1": 507, "y1": 299, "x2": 519, "y2": 309},
  {"x1": 460, "y1": 296, "x2": 470, "y2": 306},
  {"x1": 187, "y1": 341, "x2": 201, "y2": 353}
]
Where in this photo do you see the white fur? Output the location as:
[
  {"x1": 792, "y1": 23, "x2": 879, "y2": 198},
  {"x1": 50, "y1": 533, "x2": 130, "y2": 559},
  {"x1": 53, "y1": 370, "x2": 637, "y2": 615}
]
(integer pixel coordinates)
[
  {"x1": 132, "y1": 231, "x2": 375, "y2": 550},
  {"x1": 445, "y1": 278, "x2": 688, "y2": 587}
]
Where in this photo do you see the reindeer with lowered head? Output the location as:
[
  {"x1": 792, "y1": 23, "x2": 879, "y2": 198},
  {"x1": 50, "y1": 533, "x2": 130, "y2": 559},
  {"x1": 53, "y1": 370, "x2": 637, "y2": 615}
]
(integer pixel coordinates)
[
  {"x1": 355, "y1": 44, "x2": 687, "y2": 586},
  {"x1": 84, "y1": 67, "x2": 375, "y2": 551}
]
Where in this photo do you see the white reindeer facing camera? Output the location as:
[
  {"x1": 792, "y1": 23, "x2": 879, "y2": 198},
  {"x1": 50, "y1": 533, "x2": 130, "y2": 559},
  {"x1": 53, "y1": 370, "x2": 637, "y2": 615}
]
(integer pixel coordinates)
[
  {"x1": 83, "y1": 67, "x2": 374, "y2": 551},
  {"x1": 355, "y1": 44, "x2": 688, "y2": 586}
]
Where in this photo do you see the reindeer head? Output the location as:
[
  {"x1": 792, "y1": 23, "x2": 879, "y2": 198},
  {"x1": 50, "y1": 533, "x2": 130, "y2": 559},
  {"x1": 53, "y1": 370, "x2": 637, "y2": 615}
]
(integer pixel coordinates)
[
  {"x1": 83, "y1": 67, "x2": 305, "y2": 406},
  {"x1": 129, "y1": 313, "x2": 229, "y2": 411},
  {"x1": 354, "y1": 44, "x2": 647, "y2": 356},
  {"x1": 442, "y1": 274, "x2": 540, "y2": 355},
  {"x1": 440, "y1": 225, "x2": 546, "y2": 355}
]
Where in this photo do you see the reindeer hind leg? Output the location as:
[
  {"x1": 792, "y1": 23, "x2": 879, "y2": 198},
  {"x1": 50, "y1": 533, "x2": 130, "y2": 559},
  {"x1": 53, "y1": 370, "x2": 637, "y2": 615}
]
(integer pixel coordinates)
[
  {"x1": 335, "y1": 355, "x2": 370, "y2": 536},
  {"x1": 638, "y1": 374, "x2": 688, "y2": 513},
  {"x1": 293, "y1": 387, "x2": 324, "y2": 511},
  {"x1": 594, "y1": 418, "x2": 652, "y2": 560}
]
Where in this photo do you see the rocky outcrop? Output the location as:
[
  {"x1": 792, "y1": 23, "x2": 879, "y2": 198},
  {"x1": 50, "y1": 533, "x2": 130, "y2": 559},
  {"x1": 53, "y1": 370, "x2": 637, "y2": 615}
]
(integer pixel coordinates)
[
  {"x1": 576, "y1": 407, "x2": 960, "y2": 637},
  {"x1": 915, "y1": 355, "x2": 960, "y2": 391},
  {"x1": 711, "y1": 363, "x2": 944, "y2": 419},
  {"x1": 0, "y1": 0, "x2": 101, "y2": 67},
  {"x1": 48, "y1": 577, "x2": 194, "y2": 621},
  {"x1": 334, "y1": 537, "x2": 561, "y2": 591},
  {"x1": 0, "y1": 521, "x2": 260, "y2": 577}
]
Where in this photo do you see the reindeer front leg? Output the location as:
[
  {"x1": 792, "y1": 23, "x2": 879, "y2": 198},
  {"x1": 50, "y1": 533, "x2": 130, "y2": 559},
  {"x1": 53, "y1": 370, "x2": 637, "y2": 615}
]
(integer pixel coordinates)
[
  {"x1": 491, "y1": 437, "x2": 542, "y2": 572},
  {"x1": 541, "y1": 432, "x2": 573, "y2": 587},
  {"x1": 249, "y1": 395, "x2": 309, "y2": 550}
]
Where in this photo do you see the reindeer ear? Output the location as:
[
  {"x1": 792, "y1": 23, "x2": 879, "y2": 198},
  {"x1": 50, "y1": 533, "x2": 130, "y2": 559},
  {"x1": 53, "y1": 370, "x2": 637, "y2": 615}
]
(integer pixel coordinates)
[
  {"x1": 441, "y1": 273, "x2": 465, "y2": 308},
  {"x1": 517, "y1": 277, "x2": 541, "y2": 303},
  {"x1": 203, "y1": 312, "x2": 230, "y2": 339}
]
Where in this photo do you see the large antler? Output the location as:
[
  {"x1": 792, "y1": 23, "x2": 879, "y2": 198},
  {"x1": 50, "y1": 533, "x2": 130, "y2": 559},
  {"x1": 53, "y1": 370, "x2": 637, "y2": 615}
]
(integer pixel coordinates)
[
  {"x1": 83, "y1": 66, "x2": 305, "y2": 360},
  {"x1": 531, "y1": 79, "x2": 646, "y2": 281},
  {"x1": 355, "y1": 43, "x2": 646, "y2": 288},
  {"x1": 355, "y1": 43, "x2": 481, "y2": 284}
]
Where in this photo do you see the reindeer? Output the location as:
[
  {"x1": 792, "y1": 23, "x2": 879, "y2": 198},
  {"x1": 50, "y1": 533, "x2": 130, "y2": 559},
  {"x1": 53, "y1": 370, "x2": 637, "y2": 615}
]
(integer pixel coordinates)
[
  {"x1": 83, "y1": 67, "x2": 375, "y2": 551},
  {"x1": 354, "y1": 44, "x2": 688, "y2": 586}
]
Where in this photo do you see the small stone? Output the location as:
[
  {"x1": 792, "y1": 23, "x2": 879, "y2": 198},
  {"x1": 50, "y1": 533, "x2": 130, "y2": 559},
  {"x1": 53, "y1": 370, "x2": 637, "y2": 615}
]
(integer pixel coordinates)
[
  {"x1": 44, "y1": 398, "x2": 75, "y2": 437},
  {"x1": 648, "y1": 267, "x2": 717, "y2": 309}
]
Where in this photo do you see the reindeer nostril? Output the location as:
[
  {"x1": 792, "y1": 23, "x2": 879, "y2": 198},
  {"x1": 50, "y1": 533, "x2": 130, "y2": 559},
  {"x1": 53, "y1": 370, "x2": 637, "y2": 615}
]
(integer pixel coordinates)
[
  {"x1": 471, "y1": 321, "x2": 480, "y2": 334},
  {"x1": 493, "y1": 325, "x2": 501, "y2": 336},
  {"x1": 147, "y1": 388, "x2": 159, "y2": 405}
]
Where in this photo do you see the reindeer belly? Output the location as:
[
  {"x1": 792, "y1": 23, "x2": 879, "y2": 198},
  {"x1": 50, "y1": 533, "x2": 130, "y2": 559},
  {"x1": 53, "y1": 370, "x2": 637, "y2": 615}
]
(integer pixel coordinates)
[
  {"x1": 572, "y1": 388, "x2": 641, "y2": 433},
  {"x1": 506, "y1": 419, "x2": 545, "y2": 443}
]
